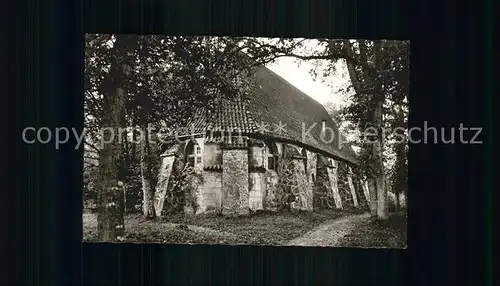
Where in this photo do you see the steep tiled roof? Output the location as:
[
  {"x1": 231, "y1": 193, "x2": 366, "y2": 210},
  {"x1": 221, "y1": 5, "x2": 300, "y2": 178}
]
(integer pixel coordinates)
[
  {"x1": 176, "y1": 66, "x2": 358, "y2": 165},
  {"x1": 183, "y1": 112, "x2": 209, "y2": 134},
  {"x1": 183, "y1": 99, "x2": 256, "y2": 134},
  {"x1": 211, "y1": 99, "x2": 257, "y2": 134}
]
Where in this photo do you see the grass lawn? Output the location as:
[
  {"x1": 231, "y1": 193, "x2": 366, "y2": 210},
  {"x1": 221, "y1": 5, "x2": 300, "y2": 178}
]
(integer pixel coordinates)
[
  {"x1": 83, "y1": 207, "x2": 366, "y2": 246},
  {"x1": 336, "y1": 211, "x2": 407, "y2": 248}
]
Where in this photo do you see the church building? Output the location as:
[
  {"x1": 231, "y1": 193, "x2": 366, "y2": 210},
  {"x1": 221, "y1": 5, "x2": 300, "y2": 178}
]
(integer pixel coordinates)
[{"x1": 155, "y1": 65, "x2": 370, "y2": 216}]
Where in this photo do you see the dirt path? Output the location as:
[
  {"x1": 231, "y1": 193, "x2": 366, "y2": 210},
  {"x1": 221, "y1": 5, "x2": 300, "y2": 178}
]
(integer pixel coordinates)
[{"x1": 286, "y1": 213, "x2": 371, "y2": 247}]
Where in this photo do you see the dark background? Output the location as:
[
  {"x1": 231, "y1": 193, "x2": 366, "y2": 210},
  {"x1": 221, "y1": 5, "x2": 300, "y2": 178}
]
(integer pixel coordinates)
[{"x1": 3, "y1": 0, "x2": 492, "y2": 285}]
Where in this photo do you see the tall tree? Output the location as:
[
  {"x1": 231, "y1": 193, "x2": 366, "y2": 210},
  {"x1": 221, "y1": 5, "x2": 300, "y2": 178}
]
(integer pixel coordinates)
[
  {"x1": 384, "y1": 41, "x2": 409, "y2": 212},
  {"x1": 92, "y1": 34, "x2": 137, "y2": 241},
  {"x1": 340, "y1": 40, "x2": 387, "y2": 218}
]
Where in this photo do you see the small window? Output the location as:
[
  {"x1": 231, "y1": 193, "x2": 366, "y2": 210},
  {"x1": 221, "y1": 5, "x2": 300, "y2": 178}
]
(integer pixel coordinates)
[
  {"x1": 196, "y1": 146, "x2": 201, "y2": 154},
  {"x1": 268, "y1": 156, "x2": 275, "y2": 170},
  {"x1": 311, "y1": 174, "x2": 315, "y2": 182},
  {"x1": 196, "y1": 157, "x2": 202, "y2": 164}
]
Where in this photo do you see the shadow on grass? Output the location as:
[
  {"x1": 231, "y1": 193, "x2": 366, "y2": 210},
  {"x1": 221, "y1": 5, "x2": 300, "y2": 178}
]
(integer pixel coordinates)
[
  {"x1": 83, "y1": 207, "x2": 367, "y2": 246},
  {"x1": 159, "y1": 207, "x2": 367, "y2": 246},
  {"x1": 337, "y1": 211, "x2": 407, "y2": 249}
]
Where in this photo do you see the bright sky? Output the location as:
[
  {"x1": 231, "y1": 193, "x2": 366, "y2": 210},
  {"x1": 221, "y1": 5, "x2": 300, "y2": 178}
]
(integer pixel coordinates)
[
  {"x1": 265, "y1": 55, "x2": 352, "y2": 108},
  {"x1": 267, "y1": 57, "x2": 360, "y2": 151}
]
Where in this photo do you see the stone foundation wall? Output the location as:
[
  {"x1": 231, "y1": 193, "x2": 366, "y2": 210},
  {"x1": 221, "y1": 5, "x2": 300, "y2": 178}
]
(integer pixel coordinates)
[
  {"x1": 201, "y1": 171, "x2": 222, "y2": 213},
  {"x1": 157, "y1": 137, "x2": 366, "y2": 216},
  {"x1": 313, "y1": 163, "x2": 329, "y2": 209},
  {"x1": 248, "y1": 142, "x2": 265, "y2": 211},
  {"x1": 222, "y1": 149, "x2": 249, "y2": 216},
  {"x1": 183, "y1": 170, "x2": 204, "y2": 215},
  {"x1": 275, "y1": 144, "x2": 311, "y2": 211},
  {"x1": 289, "y1": 158, "x2": 313, "y2": 211},
  {"x1": 263, "y1": 170, "x2": 279, "y2": 210},
  {"x1": 249, "y1": 172, "x2": 264, "y2": 210}
]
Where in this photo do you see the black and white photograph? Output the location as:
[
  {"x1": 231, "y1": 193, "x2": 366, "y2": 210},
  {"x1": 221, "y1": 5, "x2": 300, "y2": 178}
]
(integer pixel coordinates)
[{"x1": 83, "y1": 35, "x2": 409, "y2": 248}]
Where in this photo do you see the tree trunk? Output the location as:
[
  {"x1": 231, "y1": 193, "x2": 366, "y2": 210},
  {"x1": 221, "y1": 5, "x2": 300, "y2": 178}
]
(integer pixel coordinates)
[
  {"x1": 394, "y1": 145, "x2": 403, "y2": 213},
  {"x1": 393, "y1": 144, "x2": 405, "y2": 213},
  {"x1": 122, "y1": 114, "x2": 130, "y2": 214},
  {"x1": 96, "y1": 86, "x2": 126, "y2": 241},
  {"x1": 123, "y1": 184, "x2": 128, "y2": 213},
  {"x1": 140, "y1": 124, "x2": 156, "y2": 219},
  {"x1": 375, "y1": 172, "x2": 387, "y2": 219},
  {"x1": 393, "y1": 100, "x2": 407, "y2": 213},
  {"x1": 123, "y1": 117, "x2": 138, "y2": 214},
  {"x1": 373, "y1": 41, "x2": 388, "y2": 220},
  {"x1": 96, "y1": 34, "x2": 137, "y2": 241},
  {"x1": 131, "y1": 117, "x2": 138, "y2": 162},
  {"x1": 367, "y1": 177, "x2": 378, "y2": 217},
  {"x1": 342, "y1": 40, "x2": 388, "y2": 219}
]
